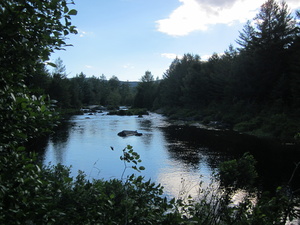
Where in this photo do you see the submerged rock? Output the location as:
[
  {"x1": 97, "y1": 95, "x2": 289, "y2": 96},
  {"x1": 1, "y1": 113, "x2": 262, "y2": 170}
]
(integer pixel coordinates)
[{"x1": 118, "y1": 130, "x2": 142, "y2": 137}]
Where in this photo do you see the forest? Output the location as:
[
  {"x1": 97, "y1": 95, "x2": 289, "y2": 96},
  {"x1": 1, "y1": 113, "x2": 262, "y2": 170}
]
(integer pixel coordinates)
[
  {"x1": 24, "y1": 0, "x2": 300, "y2": 141},
  {"x1": 1, "y1": 0, "x2": 300, "y2": 224},
  {"x1": 151, "y1": 0, "x2": 300, "y2": 140},
  {"x1": 27, "y1": 64, "x2": 136, "y2": 111}
]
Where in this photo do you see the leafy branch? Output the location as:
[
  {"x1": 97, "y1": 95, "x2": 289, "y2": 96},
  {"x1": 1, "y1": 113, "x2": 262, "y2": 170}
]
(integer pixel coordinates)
[{"x1": 111, "y1": 145, "x2": 145, "y2": 181}]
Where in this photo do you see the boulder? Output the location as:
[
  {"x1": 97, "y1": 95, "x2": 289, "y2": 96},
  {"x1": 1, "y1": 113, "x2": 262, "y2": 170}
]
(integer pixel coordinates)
[{"x1": 118, "y1": 130, "x2": 142, "y2": 137}]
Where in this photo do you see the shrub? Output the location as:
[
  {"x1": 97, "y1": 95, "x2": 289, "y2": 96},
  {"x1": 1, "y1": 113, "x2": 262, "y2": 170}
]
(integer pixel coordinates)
[
  {"x1": 0, "y1": 147, "x2": 180, "y2": 224},
  {"x1": 1, "y1": 147, "x2": 299, "y2": 224},
  {"x1": 218, "y1": 152, "x2": 258, "y2": 190}
]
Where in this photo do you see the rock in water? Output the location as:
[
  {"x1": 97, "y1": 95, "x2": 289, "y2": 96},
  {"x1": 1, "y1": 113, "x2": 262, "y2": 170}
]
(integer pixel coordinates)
[{"x1": 118, "y1": 130, "x2": 142, "y2": 137}]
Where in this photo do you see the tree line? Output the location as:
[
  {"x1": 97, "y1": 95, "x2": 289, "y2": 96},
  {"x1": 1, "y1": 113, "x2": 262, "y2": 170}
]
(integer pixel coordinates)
[
  {"x1": 1, "y1": 0, "x2": 300, "y2": 224},
  {"x1": 26, "y1": 57, "x2": 136, "y2": 111},
  {"x1": 20, "y1": 0, "x2": 300, "y2": 139},
  {"x1": 134, "y1": 0, "x2": 300, "y2": 140}
]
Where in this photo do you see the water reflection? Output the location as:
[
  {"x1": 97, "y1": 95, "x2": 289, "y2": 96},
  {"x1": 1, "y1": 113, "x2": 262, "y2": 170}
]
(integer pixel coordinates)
[
  {"x1": 138, "y1": 119, "x2": 153, "y2": 131},
  {"x1": 44, "y1": 121, "x2": 74, "y2": 164},
  {"x1": 41, "y1": 112, "x2": 300, "y2": 197},
  {"x1": 137, "y1": 118, "x2": 153, "y2": 146},
  {"x1": 161, "y1": 126, "x2": 232, "y2": 170},
  {"x1": 157, "y1": 167, "x2": 206, "y2": 198}
]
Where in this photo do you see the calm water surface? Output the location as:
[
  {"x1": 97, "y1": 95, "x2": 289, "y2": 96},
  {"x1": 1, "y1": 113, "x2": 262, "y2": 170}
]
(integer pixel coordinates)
[{"x1": 42, "y1": 112, "x2": 300, "y2": 197}]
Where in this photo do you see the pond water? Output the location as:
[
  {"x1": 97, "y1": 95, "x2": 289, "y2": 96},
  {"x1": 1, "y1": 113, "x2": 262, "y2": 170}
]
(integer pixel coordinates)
[{"x1": 40, "y1": 112, "x2": 300, "y2": 198}]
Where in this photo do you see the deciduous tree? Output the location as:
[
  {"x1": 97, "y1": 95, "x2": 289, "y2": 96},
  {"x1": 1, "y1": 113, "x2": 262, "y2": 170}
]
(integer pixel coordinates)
[{"x1": 0, "y1": 0, "x2": 77, "y2": 149}]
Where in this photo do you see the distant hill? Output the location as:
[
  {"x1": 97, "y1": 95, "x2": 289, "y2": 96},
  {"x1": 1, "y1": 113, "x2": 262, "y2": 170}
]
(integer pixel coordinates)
[
  {"x1": 121, "y1": 81, "x2": 139, "y2": 88},
  {"x1": 121, "y1": 80, "x2": 162, "y2": 88}
]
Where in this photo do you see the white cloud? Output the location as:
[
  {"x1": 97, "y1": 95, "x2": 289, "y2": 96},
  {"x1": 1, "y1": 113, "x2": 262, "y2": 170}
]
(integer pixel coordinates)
[
  {"x1": 287, "y1": 0, "x2": 300, "y2": 9},
  {"x1": 200, "y1": 54, "x2": 212, "y2": 61},
  {"x1": 79, "y1": 31, "x2": 86, "y2": 38},
  {"x1": 122, "y1": 63, "x2": 135, "y2": 69},
  {"x1": 77, "y1": 29, "x2": 94, "y2": 38},
  {"x1": 201, "y1": 52, "x2": 224, "y2": 61},
  {"x1": 161, "y1": 53, "x2": 183, "y2": 59},
  {"x1": 156, "y1": 0, "x2": 300, "y2": 36},
  {"x1": 85, "y1": 65, "x2": 93, "y2": 69}
]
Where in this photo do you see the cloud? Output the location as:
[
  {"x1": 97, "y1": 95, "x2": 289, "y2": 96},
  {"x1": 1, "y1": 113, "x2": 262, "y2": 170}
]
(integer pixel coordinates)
[
  {"x1": 200, "y1": 54, "x2": 212, "y2": 61},
  {"x1": 77, "y1": 29, "x2": 94, "y2": 38},
  {"x1": 156, "y1": 0, "x2": 300, "y2": 36},
  {"x1": 122, "y1": 63, "x2": 135, "y2": 69},
  {"x1": 85, "y1": 65, "x2": 93, "y2": 69},
  {"x1": 201, "y1": 52, "x2": 224, "y2": 61},
  {"x1": 194, "y1": 0, "x2": 236, "y2": 8},
  {"x1": 287, "y1": 0, "x2": 300, "y2": 9},
  {"x1": 161, "y1": 53, "x2": 183, "y2": 59},
  {"x1": 160, "y1": 52, "x2": 225, "y2": 61},
  {"x1": 79, "y1": 31, "x2": 86, "y2": 38}
]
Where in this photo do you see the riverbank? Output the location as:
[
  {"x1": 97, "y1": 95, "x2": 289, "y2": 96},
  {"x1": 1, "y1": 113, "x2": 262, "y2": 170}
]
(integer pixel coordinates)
[
  {"x1": 59, "y1": 105, "x2": 299, "y2": 144},
  {"x1": 155, "y1": 107, "x2": 300, "y2": 144}
]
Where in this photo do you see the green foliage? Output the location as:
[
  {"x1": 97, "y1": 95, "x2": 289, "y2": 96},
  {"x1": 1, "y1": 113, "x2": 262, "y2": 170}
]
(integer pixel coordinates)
[
  {"x1": 163, "y1": 107, "x2": 202, "y2": 121},
  {"x1": 48, "y1": 74, "x2": 71, "y2": 109},
  {"x1": 106, "y1": 90, "x2": 122, "y2": 107},
  {"x1": 48, "y1": 72, "x2": 135, "y2": 109},
  {"x1": 218, "y1": 152, "x2": 258, "y2": 190},
  {"x1": 133, "y1": 71, "x2": 159, "y2": 109},
  {"x1": 119, "y1": 145, "x2": 145, "y2": 179},
  {"x1": 1, "y1": 0, "x2": 300, "y2": 224},
  {"x1": 234, "y1": 117, "x2": 264, "y2": 133},
  {"x1": 249, "y1": 186, "x2": 300, "y2": 225},
  {"x1": 0, "y1": 148, "x2": 180, "y2": 224},
  {"x1": 160, "y1": 54, "x2": 205, "y2": 108},
  {"x1": 234, "y1": 113, "x2": 299, "y2": 140},
  {"x1": 52, "y1": 58, "x2": 67, "y2": 79},
  {"x1": 0, "y1": 0, "x2": 77, "y2": 150},
  {"x1": 146, "y1": 0, "x2": 300, "y2": 140},
  {"x1": 0, "y1": 89, "x2": 59, "y2": 150},
  {"x1": 1, "y1": 148, "x2": 299, "y2": 224},
  {"x1": 0, "y1": 0, "x2": 77, "y2": 81}
]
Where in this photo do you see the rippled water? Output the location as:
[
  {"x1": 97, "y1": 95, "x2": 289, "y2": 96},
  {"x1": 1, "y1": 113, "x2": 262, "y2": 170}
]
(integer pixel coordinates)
[{"x1": 41, "y1": 112, "x2": 300, "y2": 197}]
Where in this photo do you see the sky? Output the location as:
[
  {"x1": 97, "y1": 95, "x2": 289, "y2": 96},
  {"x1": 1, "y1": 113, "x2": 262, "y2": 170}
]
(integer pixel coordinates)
[{"x1": 50, "y1": 0, "x2": 300, "y2": 81}]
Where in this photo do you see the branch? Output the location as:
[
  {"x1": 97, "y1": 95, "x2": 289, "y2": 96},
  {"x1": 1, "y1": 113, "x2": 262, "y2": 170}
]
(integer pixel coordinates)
[{"x1": 288, "y1": 161, "x2": 300, "y2": 186}]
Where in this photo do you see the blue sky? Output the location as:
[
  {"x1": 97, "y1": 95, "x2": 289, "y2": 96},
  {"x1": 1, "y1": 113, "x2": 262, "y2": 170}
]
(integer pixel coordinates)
[{"x1": 50, "y1": 0, "x2": 300, "y2": 81}]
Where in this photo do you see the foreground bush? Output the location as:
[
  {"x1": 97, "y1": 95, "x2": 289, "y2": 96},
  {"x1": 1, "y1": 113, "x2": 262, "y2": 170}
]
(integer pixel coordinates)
[
  {"x1": 0, "y1": 150, "x2": 180, "y2": 224},
  {"x1": 1, "y1": 146, "x2": 299, "y2": 224}
]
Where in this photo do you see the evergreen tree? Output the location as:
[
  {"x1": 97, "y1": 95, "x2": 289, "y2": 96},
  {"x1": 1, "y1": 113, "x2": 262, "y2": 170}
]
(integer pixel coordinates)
[
  {"x1": 108, "y1": 75, "x2": 120, "y2": 91},
  {"x1": 53, "y1": 58, "x2": 67, "y2": 78},
  {"x1": 160, "y1": 54, "x2": 199, "y2": 108},
  {"x1": 134, "y1": 71, "x2": 156, "y2": 109},
  {"x1": 236, "y1": 0, "x2": 298, "y2": 105},
  {"x1": 120, "y1": 82, "x2": 134, "y2": 106},
  {"x1": 98, "y1": 75, "x2": 109, "y2": 105},
  {"x1": 47, "y1": 58, "x2": 71, "y2": 108}
]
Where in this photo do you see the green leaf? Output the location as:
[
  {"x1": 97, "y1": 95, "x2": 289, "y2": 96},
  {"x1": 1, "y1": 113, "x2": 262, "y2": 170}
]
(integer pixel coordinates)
[
  {"x1": 109, "y1": 194, "x2": 115, "y2": 199},
  {"x1": 17, "y1": 146, "x2": 26, "y2": 151},
  {"x1": 139, "y1": 166, "x2": 145, "y2": 171},
  {"x1": 64, "y1": 6, "x2": 69, "y2": 13},
  {"x1": 41, "y1": 105, "x2": 46, "y2": 112},
  {"x1": 68, "y1": 9, "x2": 77, "y2": 15}
]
